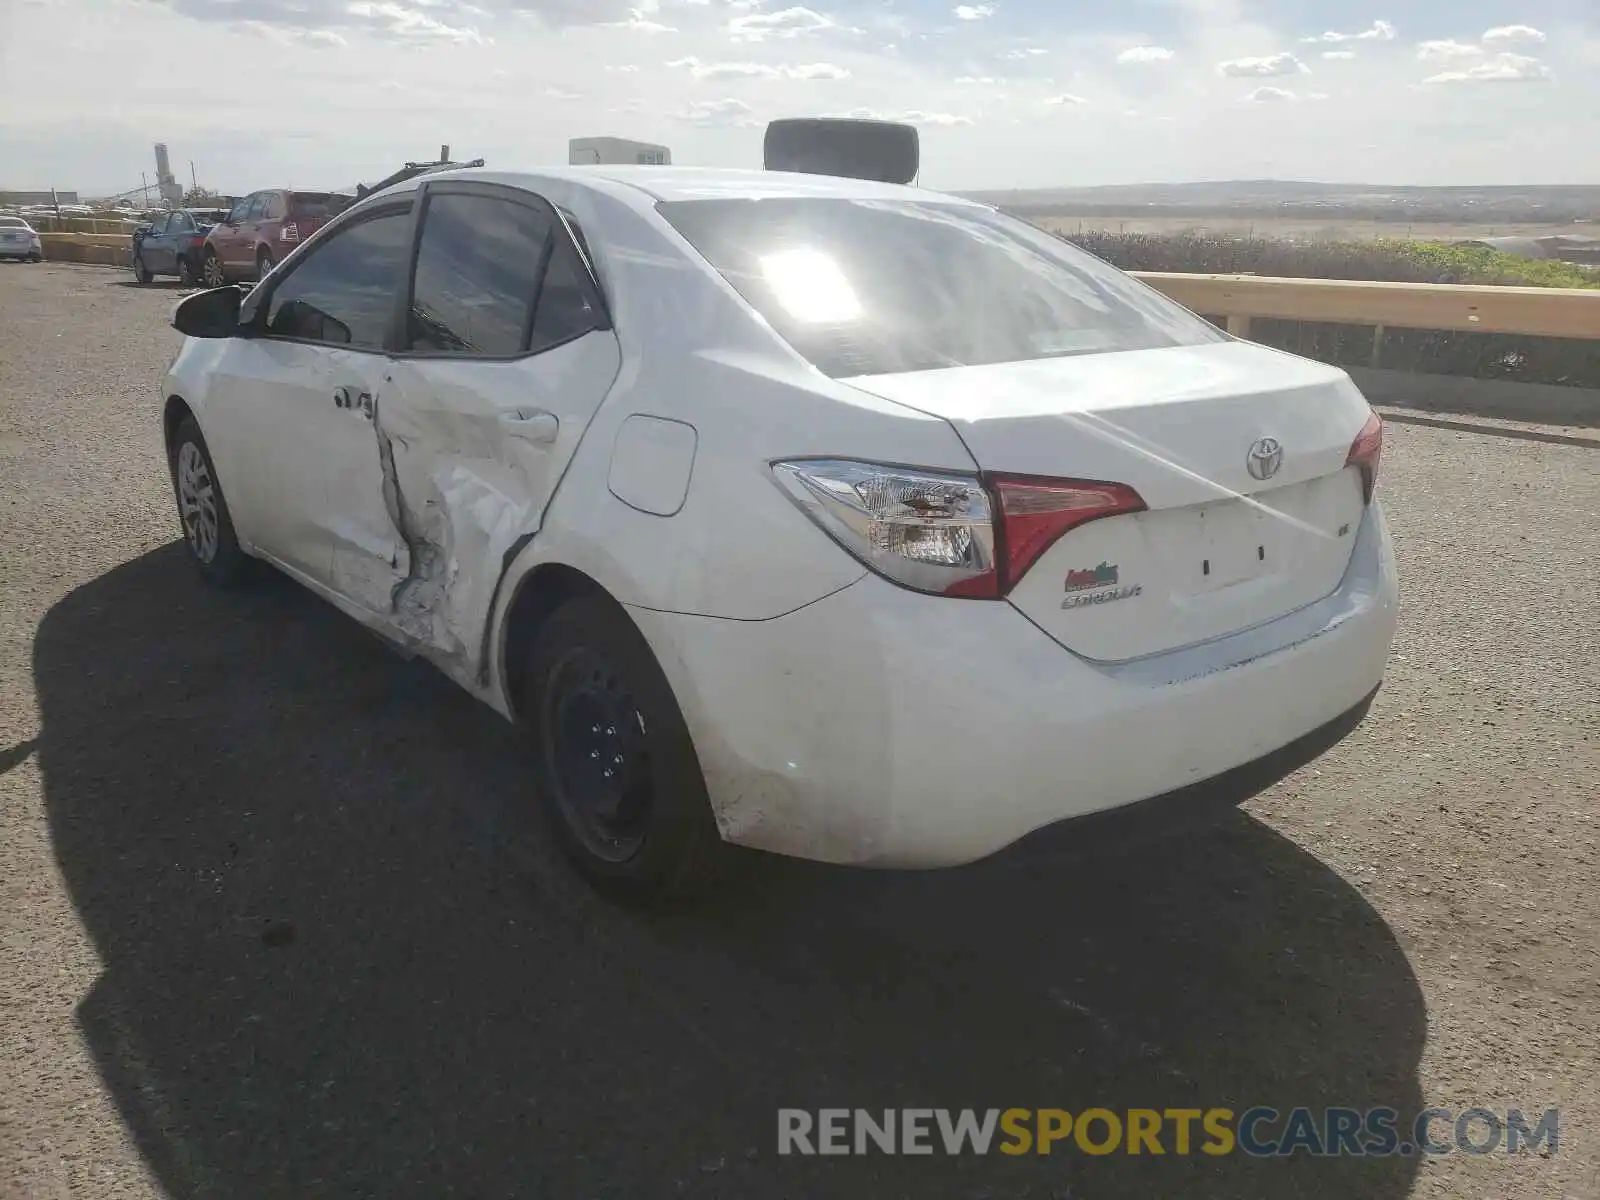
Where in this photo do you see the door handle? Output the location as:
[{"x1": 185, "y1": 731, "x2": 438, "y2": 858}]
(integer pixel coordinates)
[
  {"x1": 333, "y1": 388, "x2": 374, "y2": 419},
  {"x1": 500, "y1": 409, "x2": 559, "y2": 444}
]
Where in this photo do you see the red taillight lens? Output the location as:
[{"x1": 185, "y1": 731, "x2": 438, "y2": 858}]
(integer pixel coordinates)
[
  {"x1": 991, "y1": 476, "x2": 1147, "y2": 593},
  {"x1": 1346, "y1": 412, "x2": 1383, "y2": 504}
]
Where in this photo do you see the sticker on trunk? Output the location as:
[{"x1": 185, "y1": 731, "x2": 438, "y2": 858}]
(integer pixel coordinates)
[{"x1": 1062, "y1": 562, "x2": 1142, "y2": 610}]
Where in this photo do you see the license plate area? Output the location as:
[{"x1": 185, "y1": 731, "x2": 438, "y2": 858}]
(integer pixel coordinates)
[{"x1": 1190, "y1": 500, "x2": 1278, "y2": 593}]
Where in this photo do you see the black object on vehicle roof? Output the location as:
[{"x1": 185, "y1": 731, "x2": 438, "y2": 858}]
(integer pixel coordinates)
[
  {"x1": 356, "y1": 157, "x2": 486, "y2": 199},
  {"x1": 763, "y1": 119, "x2": 918, "y2": 186}
]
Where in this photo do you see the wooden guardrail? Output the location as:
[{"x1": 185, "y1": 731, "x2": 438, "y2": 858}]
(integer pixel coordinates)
[{"x1": 1131, "y1": 272, "x2": 1600, "y2": 341}]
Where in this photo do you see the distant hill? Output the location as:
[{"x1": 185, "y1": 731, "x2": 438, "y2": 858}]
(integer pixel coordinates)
[{"x1": 958, "y1": 181, "x2": 1600, "y2": 226}]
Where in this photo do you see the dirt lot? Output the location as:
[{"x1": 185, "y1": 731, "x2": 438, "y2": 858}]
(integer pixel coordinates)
[
  {"x1": 1031, "y1": 214, "x2": 1588, "y2": 243},
  {"x1": 1, "y1": 262, "x2": 1597, "y2": 1199}
]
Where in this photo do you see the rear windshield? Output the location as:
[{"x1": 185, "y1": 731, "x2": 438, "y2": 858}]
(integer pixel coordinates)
[
  {"x1": 290, "y1": 192, "x2": 352, "y2": 220},
  {"x1": 656, "y1": 197, "x2": 1225, "y2": 377}
]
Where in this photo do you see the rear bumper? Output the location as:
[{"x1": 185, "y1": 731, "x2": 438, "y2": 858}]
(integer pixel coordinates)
[{"x1": 630, "y1": 501, "x2": 1399, "y2": 868}]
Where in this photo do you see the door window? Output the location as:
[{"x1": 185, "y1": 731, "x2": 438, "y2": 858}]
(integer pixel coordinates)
[
  {"x1": 262, "y1": 208, "x2": 412, "y2": 349},
  {"x1": 406, "y1": 192, "x2": 572, "y2": 357},
  {"x1": 224, "y1": 196, "x2": 251, "y2": 224}
]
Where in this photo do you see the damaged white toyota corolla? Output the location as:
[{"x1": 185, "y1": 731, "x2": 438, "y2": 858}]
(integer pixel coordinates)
[{"x1": 161, "y1": 165, "x2": 1399, "y2": 902}]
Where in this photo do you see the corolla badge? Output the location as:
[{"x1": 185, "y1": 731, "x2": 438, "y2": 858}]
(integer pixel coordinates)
[{"x1": 1246, "y1": 437, "x2": 1284, "y2": 481}]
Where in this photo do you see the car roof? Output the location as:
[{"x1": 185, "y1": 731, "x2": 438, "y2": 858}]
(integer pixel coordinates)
[{"x1": 362, "y1": 165, "x2": 985, "y2": 212}]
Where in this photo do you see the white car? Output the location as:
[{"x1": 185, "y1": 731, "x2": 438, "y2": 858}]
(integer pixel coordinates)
[
  {"x1": 161, "y1": 165, "x2": 1399, "y2": 901},
  {"x1": 0, "y1": 216, "x2": 44, "y2": 262}
]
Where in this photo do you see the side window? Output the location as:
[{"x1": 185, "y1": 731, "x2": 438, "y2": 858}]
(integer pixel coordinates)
[
  {"x1": 244, "y1": 194, "x2": 267, "y2": 220},
  {"x1": 224, "y1": 198, "x2": 248, "y2": 224},
  {"x1": 150, "y1": 215, "x2": 172, "y2": 235},
  {"x1": 171, "y1": 212, "x2": 193, "y2": 233},
  {"x1": 262, "y1": 193, "x2": 285, "y2": 220},
  {"x1": 407, "y1": 192, "x2": 557, "y2": 356},
  {"x1": 530, "y1": 239, "x2": 600, "y2": 352},
  {"x1": 263, "y1": 209, "x2": 412, "y2": 349}
]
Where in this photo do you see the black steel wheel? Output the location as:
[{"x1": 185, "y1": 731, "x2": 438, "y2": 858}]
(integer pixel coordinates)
[{"x1": 522, "y1": 596, "x2": 724, "y2": 904}]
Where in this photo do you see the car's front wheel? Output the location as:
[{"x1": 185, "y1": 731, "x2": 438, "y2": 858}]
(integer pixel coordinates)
[
  {"x1": 131, "y1": 251, "x2": 152, "y2": 285},
  {"x1": 169, "y1": 416, "x2": 250, "y2": 586},
  {"x1": 256, "y1": 247, "x2": 275, "y2": 278},
  {"x1": 200, "y1": 250, "x2": 226, "y2": 288},
  {"x1": 522, "y1": 596, "x2": 725, "y2": 904}
]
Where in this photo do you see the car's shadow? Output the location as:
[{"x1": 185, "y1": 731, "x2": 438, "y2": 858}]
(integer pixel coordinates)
[{"x1": 35, "y1": 545, "x2": 1425, "y2": 1199}]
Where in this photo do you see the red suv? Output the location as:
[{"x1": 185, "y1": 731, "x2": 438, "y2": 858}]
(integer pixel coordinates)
[{"x1": 200, "y1": 189, "x2": 352, "y2": 286}]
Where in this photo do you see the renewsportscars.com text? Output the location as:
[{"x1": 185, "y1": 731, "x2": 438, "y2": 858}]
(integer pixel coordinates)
[{"x1": 777, "y1": 1107, "x2": 1559, "y2": 1158}]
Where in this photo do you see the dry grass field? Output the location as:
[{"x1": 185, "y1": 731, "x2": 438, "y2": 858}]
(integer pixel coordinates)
[{"x1": 1031, "y1": 214, "x2": 1591, "y2": 243}]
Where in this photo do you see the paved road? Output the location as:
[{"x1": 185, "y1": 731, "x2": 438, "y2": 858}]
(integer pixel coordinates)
[{"x1": 2, "y1": 263, "x2": 1597, "y2": 1200}]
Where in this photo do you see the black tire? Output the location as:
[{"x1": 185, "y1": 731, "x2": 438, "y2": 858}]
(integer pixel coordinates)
[
  {"x1": 201, "y1": 249, "x2": 226, "y2": 288},
  {"x1": 256, "y1": 247, "x2": 275, "y2": 278},
  {"x1": 522, "y1": 597, "x2": 725, "y2": 904},
  {"x1": 27, "y1": 254, "x2": 42, "y2": 264},
  {"x1": 132, "y1": 251, "x2": 152, "y2": 285},
  {"x1": 176, "y1": 255, "x2": 198, "y2": 287},
  {"x1": 168, "y1": 416, "x2": 251, "y2": 587}
]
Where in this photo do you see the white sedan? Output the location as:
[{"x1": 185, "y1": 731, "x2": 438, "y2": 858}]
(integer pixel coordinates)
[
  {"x1": 0, "y1": 215, "x2": 44, "y2": 261},
  {"x1": 161, "y1": 165, "x2": 1399, "y2": 902}
]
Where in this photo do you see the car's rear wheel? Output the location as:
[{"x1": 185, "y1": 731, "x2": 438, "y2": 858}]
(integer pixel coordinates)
[
  {"x1": 256, "y1": 247, "x2": 275, "y2": 278},
  {"x1": 132, "y1": 251, "x2": 152, "y2": 285},
  {"x1": 522, "y1": 597, "x2": 725, "y2": 904},
  {"x1": 201, "y1": 249, "x2": 226, "y2": 288},
  {"x1": 169, "y1": 417, "x2": 250, "y2": 586},
  {"x1": 176, "y1": 255, "x2": 198, "y2": 287}
]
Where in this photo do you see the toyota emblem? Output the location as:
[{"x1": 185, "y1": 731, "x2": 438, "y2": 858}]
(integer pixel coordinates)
[{"x1": 1246, "y1": 437, "x2": 1284, "y2": 481}]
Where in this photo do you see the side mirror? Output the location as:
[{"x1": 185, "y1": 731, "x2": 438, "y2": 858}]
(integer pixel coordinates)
[{"x1": 173, "y1": 285, "x2": 246, "y2": 339}]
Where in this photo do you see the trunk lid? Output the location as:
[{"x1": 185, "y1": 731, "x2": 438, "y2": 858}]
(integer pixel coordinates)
[{"x1": 844, "y1": 341, "x2": 1374, "y2": 661}]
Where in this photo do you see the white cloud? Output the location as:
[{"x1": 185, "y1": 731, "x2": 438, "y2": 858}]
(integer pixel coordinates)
[
  {"x1": 1301, "y1": 19, "x2": 1395, "y2": 44},
  {"x1": 1218, "y1": 52, "x2": 1309, "y2": 78},
  {"x1": 954, "y1": 75, "x2": 998, "y2": 84},
  {"x1": 345, "y1": 1, "x2": 483, "y2": 43},
  {"x1": 953, "y1": 5, "x2": 994, "y2": 20},
  {"x1": 1306, "y1": 92, "x2": 1330, "y2": 101},
  {"x1": 1045, "y1": 93, "x2": 1087, "y2": 106},
  {"x1": 666, "y1": 55, "x2": 848, "y2": 80},
  {"x1": 1423, "y1": 52, "x2": 1554, "y2": 84},
  {"x1": 1321, "y1": 50, "x2": 1355, "y2": 60},
  {"x1": 603, "y1": 9, "x2": 676, "y2": 34},
  {"x1": 236, "y1": 19, "x2": 346, "y2": 46},
  {"x1": 543, "y1": 86, "x2": 580, "y2": 100},
  {"x1": 728, "y1": 6, "x2": 833, "y2": 41},
  {"x1": 1003, "y1": 47, "x2": 1048, "y2": 60},
  {"x1": 676, "y1": 97, "x2": 759, "y2": 126},
  {"x1": 827, "y1": 107, "x2": 974, "y2": 126},
  {"x1": 1417, "y1": 40, "x2": 1482, "y2": 61},
  {"x1": 1482, "y1": 25, "x2": 1545, "y2": 45},
  {"x1": 603, "y1": 63, "x2": 639, "y2": 72},
  {"x1": 1245, "y1": 85, "x2": 1297, "y2": 102},
  {"x1": 1116, "y1": 46, "x2": 1173, "y2": 64}
]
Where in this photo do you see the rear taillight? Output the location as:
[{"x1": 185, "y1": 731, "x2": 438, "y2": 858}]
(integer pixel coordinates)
[
  {"x1": 280, "y1": 222, "x2": 299, "y2": 242},
  {"x1": 989, "y1": 476, "x2": 1147, "y2": 594},
  {"x1": 771, "y1": 460, "x2": 1145, "y2": 600},
  {"x1": 773, "y1": 460, "x2": 998, "y2": 597},
  {"x1": 1346, "y1": 411, "x2": 1383, "y2": 504}
]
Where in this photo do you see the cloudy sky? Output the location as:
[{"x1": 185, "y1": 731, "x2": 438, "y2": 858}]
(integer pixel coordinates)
[{"x1": 2, "y1": 0, "x2": 1595, "y2": 196}]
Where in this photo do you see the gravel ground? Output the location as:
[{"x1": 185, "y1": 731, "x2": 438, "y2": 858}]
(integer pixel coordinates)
[{"x1": 1, "y1": 262, "x2": 1597, "y2": 1200}]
